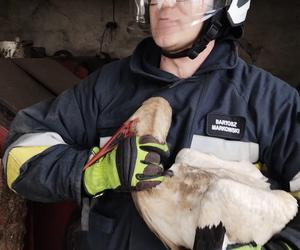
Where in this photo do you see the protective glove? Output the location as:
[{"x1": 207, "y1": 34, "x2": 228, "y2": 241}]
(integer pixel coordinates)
[
  {"x1": 227, "y1": 244, "x2": 262, "y2": 250},
  {"x1": 264, "y1": 240, "x2": 293, "y2": 250},
  {"x1": 227, "y1": 241, "x2": 293, "y2": 250},
  {"x1": 83, "y1": 135, "x2": 169, "y2": 196}
]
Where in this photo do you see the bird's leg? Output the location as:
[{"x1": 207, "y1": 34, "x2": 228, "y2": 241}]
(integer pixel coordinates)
[{"x1": 192, "y1": 223, "x2": 226, "y2": 250}]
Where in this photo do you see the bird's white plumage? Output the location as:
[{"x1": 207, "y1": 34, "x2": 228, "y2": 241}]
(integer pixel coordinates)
[
  {"x1": 129, "y1": 97, "x2": 298, "y2": 250},
  {"x1": 133, "y1": 149, "x2": 298, "y2": 249}
]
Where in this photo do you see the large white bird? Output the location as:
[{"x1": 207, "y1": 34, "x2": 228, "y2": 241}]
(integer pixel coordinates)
[{"x1": 127, "y1": 97, "x2": 298, "y2": 250}]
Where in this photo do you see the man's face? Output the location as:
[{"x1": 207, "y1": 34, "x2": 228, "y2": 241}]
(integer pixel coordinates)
[{"x1": 150, "y1": 0, "x2": 205, "y2": 52}]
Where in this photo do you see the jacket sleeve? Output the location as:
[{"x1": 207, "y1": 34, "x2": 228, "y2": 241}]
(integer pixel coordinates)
[
  {"x1": 2, "y1": 70, "x2": 102, "y2": 203},
  {"x1": 265, "y1": 87, "x2": 300, "y2": 248},
  {"x1": 251, "y1": 74, "x2": 300, "y2": 248},
  {"x1": 259, "y1": 86, "x2": 300, "y2": 194}
]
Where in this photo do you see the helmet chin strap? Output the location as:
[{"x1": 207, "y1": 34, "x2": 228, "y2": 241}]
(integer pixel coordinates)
[{"x1": 161, "y1": 11, "x2": 224, "y2": 60}]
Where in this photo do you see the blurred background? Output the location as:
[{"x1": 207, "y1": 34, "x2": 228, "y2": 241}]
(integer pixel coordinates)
[{"x1": 0, "y1": 0, "x2": 299, "y2": 85}]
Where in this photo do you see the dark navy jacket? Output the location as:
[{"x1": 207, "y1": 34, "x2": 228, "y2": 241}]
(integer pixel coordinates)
[{"x1": 4, "y1": 37, "x2": 300, "y2": 249}]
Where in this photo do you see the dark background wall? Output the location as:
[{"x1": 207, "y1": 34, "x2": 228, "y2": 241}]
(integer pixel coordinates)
[
  {"x1": 240, "y1": 0, "x2": 300, "y2": 88},
  {"x1": 0, "y1": 0, "x2": 299, "y2": 87},
  {"x1": 0, "y1": 0, "x2": 139, "y2": 57}
]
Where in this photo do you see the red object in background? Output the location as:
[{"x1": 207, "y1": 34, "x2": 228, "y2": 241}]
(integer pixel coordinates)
[
  {"x1": 24, "y1": 201, "x2": 78, "y2": 250},
  {"x1": 0, "y1": 126, "x2": 8, "y2": 155},
  {"x1": 60, "y1": 60, "x2": 89, "y2": 80}
]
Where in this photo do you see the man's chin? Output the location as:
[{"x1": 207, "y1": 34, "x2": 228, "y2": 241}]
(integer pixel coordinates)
[{"x1": 154, "y1": 36, "x2": 193, "y2": 53}]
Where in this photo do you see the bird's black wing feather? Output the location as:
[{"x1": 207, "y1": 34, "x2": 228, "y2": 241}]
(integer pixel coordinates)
[{"x1": 192, "y1": 223, "x2": 226, "y2": 250}]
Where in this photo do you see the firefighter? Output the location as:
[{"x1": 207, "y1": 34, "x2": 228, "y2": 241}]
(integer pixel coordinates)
[{"x1": 2, "y1": 0, "x2": 300, "y2": 249}]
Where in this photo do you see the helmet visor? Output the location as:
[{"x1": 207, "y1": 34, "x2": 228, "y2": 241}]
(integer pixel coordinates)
[
  {"x1": 129, "y1": 0, "x2": 231, "y2": 30},
  {"x1": 128, "y1": 0, "x2": 232, "y2": 34},
  {"x1": 148, "y1": 0, "x2": 230, "y2": 23}
]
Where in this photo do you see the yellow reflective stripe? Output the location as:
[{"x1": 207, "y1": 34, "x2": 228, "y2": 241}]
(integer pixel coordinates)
[
  {"x1": 7, "y1": 146, "x2": 49, "y2": 188},
  {"x1": 291, "y1": 191, "x2": 300, "y2": 199}
]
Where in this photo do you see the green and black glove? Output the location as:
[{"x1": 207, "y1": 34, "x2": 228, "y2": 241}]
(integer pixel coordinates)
[
  {"x1": 83, "y1": 135, "x2": 169, "y2": 196},
  {"x1": 227, "y1": 241, "x2": 293, "y2": 250},
  {"x1": 227, "y1": 244, "x2": 262, "y2": 250}
]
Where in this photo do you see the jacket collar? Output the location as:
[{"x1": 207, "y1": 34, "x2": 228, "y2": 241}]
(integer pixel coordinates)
[{"x1": 130, "y1": 37, "x2": 238, "y2": 84}]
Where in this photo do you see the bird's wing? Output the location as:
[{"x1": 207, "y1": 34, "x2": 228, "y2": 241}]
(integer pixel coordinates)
[
  {"x1": 132, "y1": 188, "x2": 194, "y2": 250},
  {"x1": 132, "y1": 164, "x2": 213, "y2": 250},
  {"x1": 197, "y1": 176, "x2": 298, "y2": 246},
  {"x1": 175, "y1": 149, "x2": 269, "y2": 189}
]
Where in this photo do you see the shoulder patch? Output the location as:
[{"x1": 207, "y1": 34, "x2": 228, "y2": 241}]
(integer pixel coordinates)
[{"x1": 206, "y1": 113, "x2": 246, "y2": 140}]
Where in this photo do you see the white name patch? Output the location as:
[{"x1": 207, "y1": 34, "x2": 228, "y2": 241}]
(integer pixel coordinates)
[{"x1": 206, "y1": 113, "x2": 246, "y2": 140}]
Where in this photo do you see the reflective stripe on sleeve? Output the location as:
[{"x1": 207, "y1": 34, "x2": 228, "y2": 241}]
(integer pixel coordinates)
[
  {"x1": 2, "y1": 132, "x2": 67, "y2": 171},
  {"x1": 6, "y1": 146, "x2": 49, "y2": 188}
]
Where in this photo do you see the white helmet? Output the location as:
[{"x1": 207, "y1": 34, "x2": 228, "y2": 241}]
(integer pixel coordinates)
[{"x1": 130, "y1": 0, "x2": 251, "y2": 59}]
